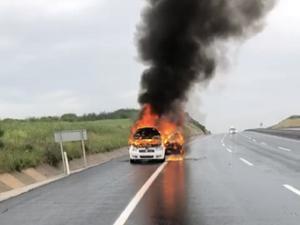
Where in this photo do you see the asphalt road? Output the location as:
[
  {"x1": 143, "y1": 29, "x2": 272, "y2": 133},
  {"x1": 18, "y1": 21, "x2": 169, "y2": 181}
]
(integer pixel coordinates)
[
  {"x1": 1, "y1": 132, "x2": 300, "y2": 225},
  {"x1": 247, "y1": 128, "x2": 300, "y2": 139}
]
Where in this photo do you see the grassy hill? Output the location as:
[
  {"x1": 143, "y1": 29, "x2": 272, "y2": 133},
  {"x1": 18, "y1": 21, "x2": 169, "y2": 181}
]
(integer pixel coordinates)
[
  {"x1": 271, "y1": 115, "x2": 300, "y2": 129},
  {"x1": 0, "y1": 109, "x2": 207, "y2": 172}
]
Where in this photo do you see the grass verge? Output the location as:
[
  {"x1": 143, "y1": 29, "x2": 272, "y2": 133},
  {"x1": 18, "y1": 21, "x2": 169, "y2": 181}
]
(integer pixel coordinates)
[{"x1": 0, "y1": 119, "x2": 132, "y2": 172}]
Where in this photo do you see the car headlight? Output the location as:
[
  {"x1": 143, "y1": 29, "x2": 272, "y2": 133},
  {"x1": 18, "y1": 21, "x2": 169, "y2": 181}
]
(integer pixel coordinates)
[{"x1": 130, "y1": 146, "x2": 137, "y2": 152}]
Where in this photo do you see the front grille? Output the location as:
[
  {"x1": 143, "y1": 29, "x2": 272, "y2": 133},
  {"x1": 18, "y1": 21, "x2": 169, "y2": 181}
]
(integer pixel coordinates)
[
  {"x1": 139, "y1": 149, "x2": 155, "y2": 153},
  {"x1": 140, "y1": 155, "x2": 154, "y2": 159}
]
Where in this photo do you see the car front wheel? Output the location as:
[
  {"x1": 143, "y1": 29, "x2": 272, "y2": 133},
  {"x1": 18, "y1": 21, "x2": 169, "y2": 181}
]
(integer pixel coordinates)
[
  {"x1": 130, "y1": 159, "x2": 140, "y2": 164},
  {"x1": 159, "y1": 157, "x2": 165, "y2": 163}
]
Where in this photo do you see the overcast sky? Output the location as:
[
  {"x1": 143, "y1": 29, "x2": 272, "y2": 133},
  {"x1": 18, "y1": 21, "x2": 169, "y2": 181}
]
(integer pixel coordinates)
[{"x1": 0, "y1": 0, "x2": 299, "y2": 133}]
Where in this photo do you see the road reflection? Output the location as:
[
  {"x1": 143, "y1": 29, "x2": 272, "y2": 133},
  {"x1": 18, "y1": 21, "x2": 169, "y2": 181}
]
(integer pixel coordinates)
[{"x1": 131, "y1": 160, "x2": 190, "y2": 225}]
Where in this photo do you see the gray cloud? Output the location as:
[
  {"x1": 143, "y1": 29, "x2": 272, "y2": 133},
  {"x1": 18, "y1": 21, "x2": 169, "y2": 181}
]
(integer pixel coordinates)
[{"x1": 0, "y1": 0, "x2": 144, "y2": 118}]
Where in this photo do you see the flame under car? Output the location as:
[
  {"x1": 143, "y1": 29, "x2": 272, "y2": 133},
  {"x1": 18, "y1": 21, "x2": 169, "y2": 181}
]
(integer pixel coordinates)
[{"x1": 129, "y1": 127, "x2": 165, "y2": 163}]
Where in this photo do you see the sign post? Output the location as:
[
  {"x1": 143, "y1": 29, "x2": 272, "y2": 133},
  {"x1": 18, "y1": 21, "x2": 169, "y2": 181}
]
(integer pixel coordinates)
[
  {"x1": 63, "y1": 151, "x2": 70, "y2": 175},
  {"x1": 54, "y1": 129, "x2": 88, "y2": 173},
  {"x1": 81, "y1": 130, "x2": 87, "y2": 167},
  {"x1": 59, "y1": 132, "x2": 66, "y2": 174}
]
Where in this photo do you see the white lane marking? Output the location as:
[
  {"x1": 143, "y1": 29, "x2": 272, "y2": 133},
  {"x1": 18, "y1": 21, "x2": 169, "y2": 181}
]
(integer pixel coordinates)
[
  {"x1": 226, "y1": 148, "x2": 232, "y2": 153},
  {"x1": 113, "y1": 162, "x2": 167, "y2": 225},
  {"x1": 253, "y1": 139, "x2": 257, "y2": 142},
  {"x1": 283, "y1": 184, "x2": 300, "y2": 196},
  {"x1": 240, "y1": 158, "x2": 254, "y2": 166},
  {"x1": 261, "y1": 142, "x2": 267, "y2": 146},
  {"x1": 221, "y1": 134, "x2": 226, "y2": 146},
  {"x1": 278, "y1": 146, "x2": 291, "y2": 152},
  {"x1": 222, "y1": 134, "x2": 226, "y2": 141}
]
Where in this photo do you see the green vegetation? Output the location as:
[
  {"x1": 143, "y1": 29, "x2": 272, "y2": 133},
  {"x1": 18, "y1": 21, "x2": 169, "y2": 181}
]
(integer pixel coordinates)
[
  {"x1": 185, "y1": 113, "x2": 209, "y2": 134},
  {"x1": 0, "y1": 127, "x2": 4, "y2": 149},
  {"x1": 0, "y1": 109, "x2": 207, "y2": 172},
  {"x1": 23, "y1": 109, "x2": 139, "y2": 122},
  {"x1": 0, "y1": 119, "x2": 132, "y2": 172}
]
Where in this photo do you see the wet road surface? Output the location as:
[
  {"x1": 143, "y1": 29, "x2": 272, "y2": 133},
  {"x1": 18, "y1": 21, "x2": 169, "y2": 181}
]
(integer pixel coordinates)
[{"x1": 1, "y1": 132, "x2": 300, "y2": 225}]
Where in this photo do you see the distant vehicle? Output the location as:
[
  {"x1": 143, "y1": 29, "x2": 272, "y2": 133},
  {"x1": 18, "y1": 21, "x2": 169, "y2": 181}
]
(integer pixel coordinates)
[
  {"x1": 165, "y1": 132, "x2": 184, "y2": 155},
  {"x1": 229, "y1": 127, "x2": 237, "y2": 134},
  {"x1": 129, "y1": 127, "x2": 165, "y2": 163}
]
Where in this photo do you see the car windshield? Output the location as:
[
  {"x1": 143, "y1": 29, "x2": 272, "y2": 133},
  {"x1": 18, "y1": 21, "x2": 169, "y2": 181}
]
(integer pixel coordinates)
[{"x1": 134, "y1": 128, "x2": 160, "y2": 139}]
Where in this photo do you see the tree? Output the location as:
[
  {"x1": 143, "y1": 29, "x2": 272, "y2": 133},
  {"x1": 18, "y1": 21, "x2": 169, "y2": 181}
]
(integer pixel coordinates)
[{"x1": 61, "y1": 113, "x2": 78, "y2": 122}]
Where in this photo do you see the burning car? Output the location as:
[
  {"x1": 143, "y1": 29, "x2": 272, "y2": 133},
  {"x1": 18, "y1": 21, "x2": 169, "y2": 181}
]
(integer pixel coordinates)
[
  {"x1": 164, "y1": 132, "x2": 184, "y2": 155},
  {"x1": 129, "y1": 127, "x2": 166, "y2": 163}
]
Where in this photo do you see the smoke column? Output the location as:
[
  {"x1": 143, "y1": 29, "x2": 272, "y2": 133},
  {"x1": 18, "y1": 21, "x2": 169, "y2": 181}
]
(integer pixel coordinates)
[{"x1": 137, "y1": 0, "x2": 275, "y2": 115}]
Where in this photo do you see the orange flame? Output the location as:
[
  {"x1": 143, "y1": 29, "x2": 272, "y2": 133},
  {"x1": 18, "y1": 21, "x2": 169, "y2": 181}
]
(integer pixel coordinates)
[{"x1": 129, "y1": 104, "x2": 185, "y2": 148}]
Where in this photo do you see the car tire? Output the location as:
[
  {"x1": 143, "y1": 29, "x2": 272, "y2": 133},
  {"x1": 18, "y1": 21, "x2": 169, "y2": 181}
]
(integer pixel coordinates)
[{"x1": 130, "y1": 159, "x2": 140, "y2": 164}]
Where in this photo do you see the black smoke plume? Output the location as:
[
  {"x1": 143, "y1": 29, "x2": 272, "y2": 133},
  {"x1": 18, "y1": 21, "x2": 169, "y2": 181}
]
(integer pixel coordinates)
[{"x1": 137, "y1": 0, "x2": 275, "y2": 115}]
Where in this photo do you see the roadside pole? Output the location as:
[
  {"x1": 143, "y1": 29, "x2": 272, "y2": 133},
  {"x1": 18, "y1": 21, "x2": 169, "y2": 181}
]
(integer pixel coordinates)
[
  {"x1": 81, "y1": 130, "x2": 87, "y2": 167},
  {"x1": 59, "y1": 133, "x2": 66, "y2": 174},
  {"x1": 63, "y1": 151, "x2": 70, "y2": 175}
]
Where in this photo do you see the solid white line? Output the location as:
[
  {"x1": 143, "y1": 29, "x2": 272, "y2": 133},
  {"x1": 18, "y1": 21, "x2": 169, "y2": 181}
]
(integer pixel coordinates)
[
  {"x1": 222, "y1": 134, "x2": 226, "y2": 141},
  {"x1": 113, "y1": 162, "x2": 167, "y2": 225},
  {"x1": 226, "y1": 148, "x2": 232, "y2": 153},
  {"x1": 240, "y1": 158, "x2": 254, "y2": 166},
  {"x1": 278, "y1": 146, "x2": 291, "y2": 152},
  {"x1": 283, "y1": 184, "x2": 300, "y2": 196}
]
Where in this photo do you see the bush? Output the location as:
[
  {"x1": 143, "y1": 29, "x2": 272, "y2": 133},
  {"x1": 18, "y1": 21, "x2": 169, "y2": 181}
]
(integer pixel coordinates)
[
  {"x1": 44, "y1": 143, "x2": 61, "y2": 167},
  {"x1": 61, "y1": 113, "x2": 78, "y2": 122},
  {"x1": 24, "y1": 144, "x2": 34, "y2": 151},
  {"x1": 0, "y1": 129, "x2": 4, "y2": 138},
  {"x1": 0, "y1": 128, "x2": 4, "y2": 149},
  {"x1": 0, "y1": 149, "x2": 41, "y2": 172}
]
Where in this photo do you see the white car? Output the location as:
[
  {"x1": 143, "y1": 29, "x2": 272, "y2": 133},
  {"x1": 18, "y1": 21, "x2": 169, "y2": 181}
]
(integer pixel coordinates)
[
  {"x1": 229, "y1": 127, "x2": 237, "y2": 134},
  {"x1": 129, "y1": 127, "x2": 165, "y2": 163}
]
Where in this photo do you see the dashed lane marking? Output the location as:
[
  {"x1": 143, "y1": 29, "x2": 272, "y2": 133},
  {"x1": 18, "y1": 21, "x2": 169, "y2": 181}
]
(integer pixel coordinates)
[
  {"x1": 278, "y1": 146, "x2": 291, "y2": 152},
  {"x1": 240, "y1": 158, "x2": 254, "y2": 166},
  {"x1": 283, "y1": 184, "x2": 300, "y2": 197},
  {"x1": 226, "y1": 148, "x2": 232, "y2": 153}
]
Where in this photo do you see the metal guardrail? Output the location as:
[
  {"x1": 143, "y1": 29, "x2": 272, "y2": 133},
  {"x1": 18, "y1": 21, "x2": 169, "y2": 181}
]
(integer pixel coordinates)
[{"x1": 246, "y1": 129, "x2": 300, "y2": 140}]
